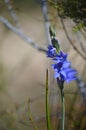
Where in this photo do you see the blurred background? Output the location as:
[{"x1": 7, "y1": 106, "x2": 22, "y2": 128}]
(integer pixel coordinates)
[{"x1": 0, "y1": 0, "x2": 86, "y2": 130}]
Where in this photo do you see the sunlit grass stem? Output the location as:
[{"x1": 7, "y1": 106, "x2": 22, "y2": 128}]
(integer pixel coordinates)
[
  {"x1": 60, "y1": 87, "x2": 65, "y2": 130},
  {"x1": 46, "y1": 69, "x2": 51, "y2": 130}
]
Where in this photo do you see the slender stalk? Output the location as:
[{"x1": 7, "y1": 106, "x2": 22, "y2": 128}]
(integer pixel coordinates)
[
  {"x1": 28, "y1": 100, "x2": 39, "y2": 130},
  {"x1": 0, "y1": 16, "x2": 46, "y2": 53},
  {"x1": 60, "y1": 88, "x2": 65, "y2": 130},
  {"x1": 46, "y1": 69, "x2": 51, "y2": 130}
]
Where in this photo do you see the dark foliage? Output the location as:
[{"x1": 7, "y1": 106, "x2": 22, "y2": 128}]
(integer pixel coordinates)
[{"x1": 48, "y1": 0, "x2": 86, "y2": 30}]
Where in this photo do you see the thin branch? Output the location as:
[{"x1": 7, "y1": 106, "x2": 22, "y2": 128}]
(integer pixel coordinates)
[
  {"x1": 4, "y1": 0, "x2": 20, "y2": 28},
  {"x1": 41, "y1": 0, "x2": 51, "y2": 45},
  {"x1": 0, "y1": 16, "x2": 46, "y2": 53},
  {"x1": 41, "y1": 0, "x2": 55, "y2": 116},
  {"x1": 60, "y1": 18, "x2": 86, "y2": 60},
  {"x1": 76, "y1": 31, "x2": 86, "y2": 54},
  {"x1": 76, "y1": 76, "x2": 86, "y2": 104}
]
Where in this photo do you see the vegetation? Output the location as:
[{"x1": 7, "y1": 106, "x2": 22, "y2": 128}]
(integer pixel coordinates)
[{"x1": 48, "y1": 0, "x2": 86, "y2": 30}]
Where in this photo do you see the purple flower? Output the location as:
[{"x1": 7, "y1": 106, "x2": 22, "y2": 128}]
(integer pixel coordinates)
[
  {"x1": 46, "y1": 45, "x2": 77, "y2": 83},
  {"x1": 53, "y1": 51, "x2": 67, "y2": 63},
  {"x1": 46, "y1": 45, "x2": 57, "y2": 58},
  {"x1": 53, "y1": 63, "x2": 77, "y2": 83}
]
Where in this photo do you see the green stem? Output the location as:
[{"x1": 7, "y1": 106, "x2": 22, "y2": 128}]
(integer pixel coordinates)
[
  {"x1": 46, "y1": 69, "x2": 51, "y2": 130},
  {"x1": 28, "y1": 100, "x2": 39, "y2": 130},
  {"x1": 60, "y1": 88, "x2": 65, "y2": 130}
]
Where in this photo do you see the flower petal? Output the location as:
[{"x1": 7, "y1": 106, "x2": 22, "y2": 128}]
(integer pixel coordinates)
[
  {"x1": 60, "y1": 70, "x2": 67, "y2": 79},
  {"x1": 54, "y1": 71, "x2": 60, "y2": 78},
  {"x1": 62, "y1": 61, "x2": 71, "y2": 68},
  {"x1": 46, "y1": 45, "x2": 57, "y2": 58}
]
